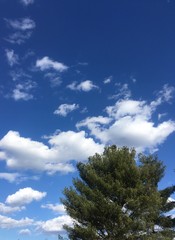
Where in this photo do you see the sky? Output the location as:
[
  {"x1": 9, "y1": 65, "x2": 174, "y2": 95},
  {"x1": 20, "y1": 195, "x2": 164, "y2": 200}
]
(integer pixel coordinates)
[{"x1": 0, "y1": 0, "x2": 175, "y2": 239}]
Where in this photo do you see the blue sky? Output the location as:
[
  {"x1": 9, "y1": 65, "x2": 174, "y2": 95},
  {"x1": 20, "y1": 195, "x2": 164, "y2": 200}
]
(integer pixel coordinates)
[{"x1": 0, "y1": 0, "x2": 175, "y2": 239}]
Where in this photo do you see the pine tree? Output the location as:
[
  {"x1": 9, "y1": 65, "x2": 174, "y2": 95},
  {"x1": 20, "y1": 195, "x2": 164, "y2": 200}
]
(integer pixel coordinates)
[{"x1": 62, "y1": 146, "x2": 175, "y2": 240}]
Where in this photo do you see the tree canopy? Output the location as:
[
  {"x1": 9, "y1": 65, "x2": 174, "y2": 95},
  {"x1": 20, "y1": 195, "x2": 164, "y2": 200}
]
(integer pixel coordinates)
[{"x1": 62, "y1": 146, "x2": 175, "y2": 239}]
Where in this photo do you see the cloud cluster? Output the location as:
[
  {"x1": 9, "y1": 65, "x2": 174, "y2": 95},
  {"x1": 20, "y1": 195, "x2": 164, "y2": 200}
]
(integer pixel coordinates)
[
  {"x1": 54, "y1": 103, "x2": 79, "y2": 117},
  {"x1": 77, "y1": 84, "x2": 175, "y2": 152}
]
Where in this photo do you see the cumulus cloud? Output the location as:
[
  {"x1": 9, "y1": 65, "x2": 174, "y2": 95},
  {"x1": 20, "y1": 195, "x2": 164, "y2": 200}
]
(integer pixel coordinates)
[
  {"x1": 67, "y1": 80, "x2": 98, "y2": 92},
  {"x1": 41, "y1": 204, "x2": 66, "y2": 215},
  {"x1": 6, "y1": 187, "x2": 46, "y2": 206},
  {"x1": 37, "y1": 215, "x2": 73, "y2": 234},
  {"x1": 0, "y1": 203, "x2": 25, "y2": 214},
  {"x1": 54, "y1": 103, "x2": 79, "y2": 117},
  {"x1": 20, "y1": 0, "x2": 34, "y2": 6},
  {"x1": 0, "y1": 215, "x2": 34, "y2": 229},
  {"x1": 5, "y1": 49, "x2": 19, "y2": 66},
  {"x1": 36, "y1": 57, "x2": 68, "y2": 72},
  {"x1": 0, "y1": 130, "x2": 104, "y2": 174}
]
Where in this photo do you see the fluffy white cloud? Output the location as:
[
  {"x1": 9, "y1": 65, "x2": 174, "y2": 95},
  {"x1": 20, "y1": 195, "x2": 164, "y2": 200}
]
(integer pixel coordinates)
[
  {"x1": 37, "y1": 215, "x2": 73, "y2": 234},
  {"x1": 5, "y1": 49, "x2": 19, "y2": 66},
  {"x1": 67, "y1": 80, "x2": 98, "y2": 92},
  {"x1": 54, "y1": 103, "x2": 79, "y2": 117},
  {"x1": 0, "y1": 130, "x2": 104, "y2": 174},
  {"x1": 6, "y1": 187, "x2": 46, "y2": 206},
  {"x1": 41, "y1": 204, "x2": 66, "y2": 215},
  {"x1": 5, "y1": 18, "x2": 36, "y2": 31},
  {"x1": 0, "y1": 215, "x2": 33, "y2": 229},
  {"x1": 19, "y1": 228, "x2": 31, "y2": 235},
  {"x1": 0, "y1": 203, "x2": 25, "y2": 214},
  {"x1": 20, "y1": 0, "x2": 34, "y2": 6},
  {"x1": 36, "y1": 56, "x2": 68, "y2": 72}
]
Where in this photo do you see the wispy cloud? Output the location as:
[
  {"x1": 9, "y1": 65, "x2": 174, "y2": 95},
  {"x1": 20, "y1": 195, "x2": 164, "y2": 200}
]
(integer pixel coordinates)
[
  {"x1": 19, "y1": 229, "x2": 31, "y2": 235},
  {"x1": 4, "y1": 18, "x2": 35, "y2": 44},
  {"x1": 54, "y1": 103, "x2": 79, "y2": 117},
  {"x1": 36, "y1": 56, "x2": 68, "y2": 72},
  {"x1": 67, "y1": 80, "x2": 98, "y2": 92},
  {"x1": 11, "y1": 81, "x2": 36, "y2": 101},
  {"x1": 5, "y1": 31, "x2": 32, "y2": 45},
  {"x1": 41, "y1": 204, "x2": 66, "y2": 215},
  {"x1": 109, "y1": 83, "x2": 131, "y2": 99},
  {"x1": 44, "y1": 73, "x2": 62, "y2": 87},
  {"x1": 5, "y1": 49, "x2": 19, "y2": 67},
  {"x1": 5, "y1": 18, "x2": 36, "y2": 31},
  {"x1": 20, "y1": 0, "x2": 34, "y2": 6},
  {"x1": 104, "y1": 76, "x2": 112, "y2": 84}
]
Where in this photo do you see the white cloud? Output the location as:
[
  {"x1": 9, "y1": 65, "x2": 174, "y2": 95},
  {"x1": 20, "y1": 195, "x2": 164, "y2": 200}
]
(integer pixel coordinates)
[
  {"x1": 104, "y1": 76, "x2": 112, "y2": 84},
  {"x1": 54, "y1": 103, "x2": 79, "y2": 117},
  {"x1": 0, "y1": 172, "x2": 21, "y2": 183},
  {"x1": 0, "y1": 215, "x2": 34, "y2": 229},
  {"x1": 44, "y1": 73, "x2": 62, "y2": 87},
  {"x1": 5, "y1": 31, "x2": 32, "y2": 45},
  {"x1": 67, "y1": 80, "x2": 98, "y2": 92},
  {"x1": 12, "y1": 81, "x2": 36, "y2": 101},
  {"x1": 0, "y1": 130, "x2": 104, "y2": 174},
  {"x1": 36, "y1": 57, "x2": 68, "y2": 72},
  {"x1": 0, "y1": 203, "x2": 25, "y2": 214},
  {"x1": 41, "y1": 204, "x2": 66, "y2": 215},
  {"x1": 5, "y1": 18, "x2": 36, "y2": 31},
  {"x1": 37, "y1": 215, "x2": 73, "y2": 234},
  {"x1": 5, "y1": 49, "x2": 19, "y2": 66},
  {"x1": 19, "y1": 228, "x2": 31, "y2": 235},
  {"x1": 0, "y1": 172, "x2": 39, "y2": 183},
  {"x1": 20, "y1": 0, "x2": 34, "y2": 6},
  {"x1": 6, "y1": 187, "x2": 46, "y2": 207},
  {"x1": 109, "y1": 83, "x2": 131, "y2": 99}
]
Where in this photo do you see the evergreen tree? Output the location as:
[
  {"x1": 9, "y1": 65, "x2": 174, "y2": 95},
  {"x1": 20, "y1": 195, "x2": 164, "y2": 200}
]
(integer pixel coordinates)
[{"x1": 62, "y1": 146, "x2": 175, "y2": 240}]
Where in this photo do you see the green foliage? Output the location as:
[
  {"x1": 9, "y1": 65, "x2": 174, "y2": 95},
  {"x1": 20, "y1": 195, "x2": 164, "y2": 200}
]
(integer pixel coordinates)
[{"x1": 62, "y1": 146, "x2": 175, "y2": 239}]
